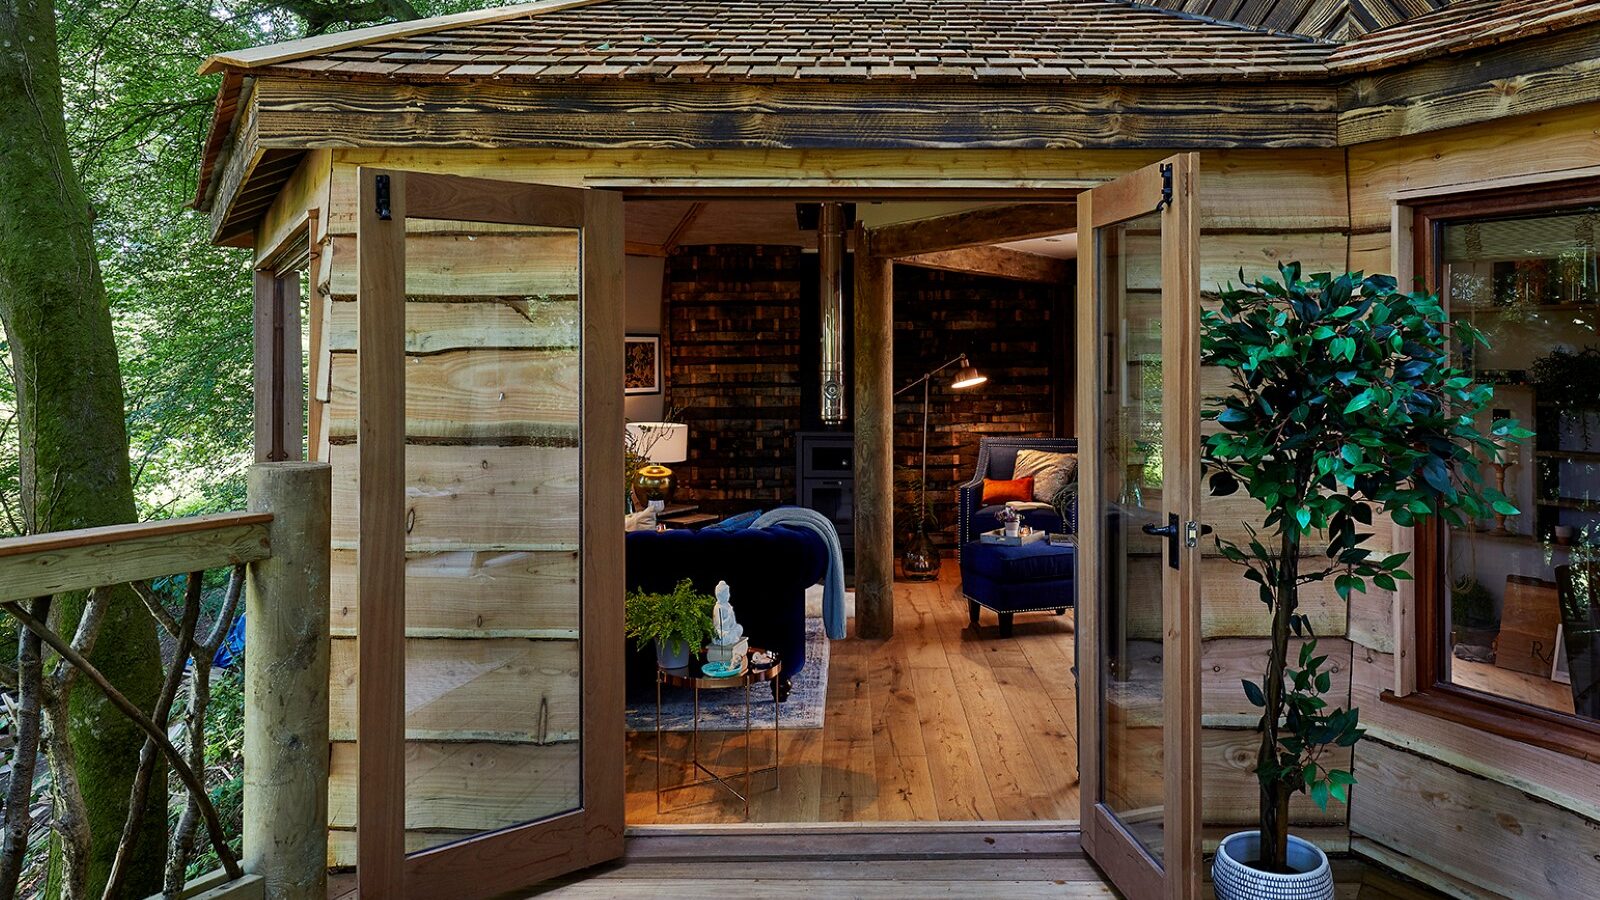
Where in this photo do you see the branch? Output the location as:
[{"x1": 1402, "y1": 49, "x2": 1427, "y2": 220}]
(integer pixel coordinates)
[
  {"x1": 102, "y1": 572, "x2": 203, "y2": 900},
  {"x1": 131, "y1": 579, "x2": 181, "y2": 639},
  {"x1": 0, "y1": 597, "x2": 50, "y2": 898},
  {"x1": 1, "y1": 600, "x2": 243, "y2": 880}
]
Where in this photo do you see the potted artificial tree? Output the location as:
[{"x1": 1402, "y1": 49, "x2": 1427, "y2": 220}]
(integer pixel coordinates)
[
  {"x1": 1202, "y1": 266, "x2": 1524, "y2": 898},
  {"x1": 625, "y1": 577, "x2": 716, "y2": 669}
]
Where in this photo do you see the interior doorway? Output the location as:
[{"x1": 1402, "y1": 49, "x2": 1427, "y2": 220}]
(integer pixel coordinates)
[{"x1": 618, "y1": 193, "x2": 1083, "y2": 826}]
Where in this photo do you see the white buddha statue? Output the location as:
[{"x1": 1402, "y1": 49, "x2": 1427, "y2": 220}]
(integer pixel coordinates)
[{"x1": 712, "y1": 580, "x2": 744, "y2": 647}]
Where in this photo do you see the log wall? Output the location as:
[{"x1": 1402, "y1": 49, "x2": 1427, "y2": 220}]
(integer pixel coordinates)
[{"x1": 1342, "y1": 104, "x2": 1600, "y2": 899}]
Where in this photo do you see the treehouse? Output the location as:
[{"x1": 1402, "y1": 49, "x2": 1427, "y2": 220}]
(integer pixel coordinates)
[{"x1": 174, "y1": 0, "x2": 1600, "y2": 895}]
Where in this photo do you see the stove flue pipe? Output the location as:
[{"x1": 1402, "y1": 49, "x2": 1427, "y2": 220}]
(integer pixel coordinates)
[{"x1": 818, "y1": 202, "x2": 848, "y2": 426}]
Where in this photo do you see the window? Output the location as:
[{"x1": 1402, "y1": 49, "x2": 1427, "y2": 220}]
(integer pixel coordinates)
[{"x1": 1410, "y1": 178, "x2": 1600, "y2": 754}]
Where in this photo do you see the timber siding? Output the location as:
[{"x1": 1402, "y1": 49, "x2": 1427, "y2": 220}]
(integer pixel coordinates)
[{"x1": 1342, "y1": 103, "x2": 1600, "y2": 899}]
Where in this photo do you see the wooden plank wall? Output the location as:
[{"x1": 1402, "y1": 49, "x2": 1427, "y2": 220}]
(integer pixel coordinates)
[
  {"x1": 1343, "y1": 103, "x2": 1600, "y2": 899},
  {"x1": 295, "y1": 147, "x2": 1357, "y2": 862}
]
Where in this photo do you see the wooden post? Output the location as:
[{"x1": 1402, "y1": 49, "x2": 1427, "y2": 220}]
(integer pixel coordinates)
[
  {"x1": 854, "y1": 228, "x2": 895, "y2": 639},
  {"x1": 244, "y1": 461, "x2": 331, "y2": 900}
]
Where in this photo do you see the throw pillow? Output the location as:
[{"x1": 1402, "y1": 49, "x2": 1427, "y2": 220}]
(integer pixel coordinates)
[
  {"x1": 982, "y1": 476, "x2": 1034, "y2": 505},
  {"x1": 1013, "y1": 449, "x2": 1077, "y2": 503},
  {"x1": 624, "y1": 507, "x2": 658, "y2": 532}
]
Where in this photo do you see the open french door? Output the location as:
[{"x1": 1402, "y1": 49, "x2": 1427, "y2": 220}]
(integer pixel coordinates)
[
  {"x1": 1077, "y1": 155, "x2": 1204, "y2": 899},
  {"x1": 355, "y1": 169, "x2": 625, "y2": 896}
]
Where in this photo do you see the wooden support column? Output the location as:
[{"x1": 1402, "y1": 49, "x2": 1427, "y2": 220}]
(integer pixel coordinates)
[
  {"x1": 854, "y1": 227, "x2": 894, "y2": 640},
  {"x1": 244, "y1": 461, "x2": 331, "y2": 900}
]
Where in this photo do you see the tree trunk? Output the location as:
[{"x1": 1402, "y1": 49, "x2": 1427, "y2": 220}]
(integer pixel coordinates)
[
  {"x1": 0, "y1": 1, "x2": 166, "y2": 896},
  {"x1": 1257, "y1": 525, "x2": 1300, "y2": 872}
]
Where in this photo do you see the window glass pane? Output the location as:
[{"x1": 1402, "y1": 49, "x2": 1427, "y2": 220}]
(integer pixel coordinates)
[{"x1": 1441, "y1": 204, "x2": 1600, "y2": 724}]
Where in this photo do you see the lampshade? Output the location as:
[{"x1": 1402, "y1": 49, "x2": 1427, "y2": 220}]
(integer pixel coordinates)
[
  {"x1": 950, "y1": 356, "x2": 987, "y2": 390},
  {"x1": 627, "y1": 422, "x2": 688, "y2": 464}
]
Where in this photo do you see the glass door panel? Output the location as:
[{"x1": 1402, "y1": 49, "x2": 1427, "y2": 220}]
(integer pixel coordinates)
[
  {"x1": 356, "y1": 169, "x2": 625, "y2": 898},
  {"x1": 1098, "y1": 210, "x2": 1170, "y2": 862},
  {"x1": 399, "y1": 217, "x2": 585, "y2": 852},
  {"x1": 1078, "y1": 155, "x2": 1203, "y2": 900}
]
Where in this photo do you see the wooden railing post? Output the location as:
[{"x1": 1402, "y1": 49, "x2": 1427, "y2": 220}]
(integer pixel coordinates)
[{"x1": 244, "y1": 462, "x2": 331, "y2": 900}]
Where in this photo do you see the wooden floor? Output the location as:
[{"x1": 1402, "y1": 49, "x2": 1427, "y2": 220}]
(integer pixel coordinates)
[{"x1": 624, "y1": 565, "x2": 1082, "y2": 824}]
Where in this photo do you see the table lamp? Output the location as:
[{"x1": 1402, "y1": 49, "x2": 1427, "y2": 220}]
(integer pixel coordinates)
[{"x1": 627, "y1": 422, "x2": 688, "y2": 510}]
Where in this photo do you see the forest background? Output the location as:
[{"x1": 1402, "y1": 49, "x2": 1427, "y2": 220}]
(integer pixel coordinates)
[{"x1": 0, "y1": 2, "x2": 504, "y2": 895}]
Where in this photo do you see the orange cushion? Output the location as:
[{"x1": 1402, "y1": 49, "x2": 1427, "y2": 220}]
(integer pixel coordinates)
[{"x1": 982, "y1": 476, "x2": 1034, "y2": 505}]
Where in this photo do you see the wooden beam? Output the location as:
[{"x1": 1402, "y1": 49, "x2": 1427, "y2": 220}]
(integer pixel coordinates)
[
  {"x1": 0, "y1": 513, "x2": 273, "y2": 604},
  {"x1": 853, "y1": 225, "x2": 894, "y2": 640},
  {"x1": 897, "y1": 245, "x2": 1071, "y2": 284},
  {"x1": 869, "y1": 203, "x2": 1078, "y2": 259},
  {"x1": 660, "y1": 202, "x2": 707, "y2": 253},
  {"x1": 625, "y1": 241, "x2": 667, "y2": 257},
  {"x1": 1337, "y1": 23, "x2": 1600, "y2": 145},
  {"x1": 355, "y1": 166, "x2": 407, "y2": 896},
  {"x1": 249, "y1": 79, "x2": 1340, "y2": 155}
]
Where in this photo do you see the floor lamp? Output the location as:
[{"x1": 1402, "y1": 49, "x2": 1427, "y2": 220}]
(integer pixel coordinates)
[{"x1": 895, "y1": 354, "x2": 987, "y2": 580}]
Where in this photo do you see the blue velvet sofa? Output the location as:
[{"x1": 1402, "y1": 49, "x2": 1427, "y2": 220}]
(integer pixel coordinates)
[{"x1": 625, "y1": 524, "x2": 828, "y2": 700}]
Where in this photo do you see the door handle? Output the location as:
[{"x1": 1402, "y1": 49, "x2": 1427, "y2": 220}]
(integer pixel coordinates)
[{"x1": 1142, "y1": 513, "x2": 1181, "y2": 570}]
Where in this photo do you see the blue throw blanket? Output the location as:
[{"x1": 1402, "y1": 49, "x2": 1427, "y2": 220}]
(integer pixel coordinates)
[{"x1": 752, "y1": 507, "x2": 847, "y2": 639}]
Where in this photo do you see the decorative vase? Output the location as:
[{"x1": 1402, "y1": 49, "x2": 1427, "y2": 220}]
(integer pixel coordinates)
[
  {"x1": 901, "y1": 527, "x2": 941, "y2": 582},
  {"x1": 1004, "y1": 520, "x2": 1021, "y2": 538},
  {"x1": 1212, "y1": 832, "x2": 1334, "y2": 900},
  {"x1": 655, "y1": 637, "x2": 692, "y2": 670}
]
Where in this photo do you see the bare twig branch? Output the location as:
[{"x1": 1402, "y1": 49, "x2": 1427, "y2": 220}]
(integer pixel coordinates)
[
  {"x1": 167, "y1": 564, "x2": 242, "y2": 891},
  {"x1": 130, "y1": 579, "x2": 181, "y2": 639},
  {"x1": 1, "y1": 599, "x2": 243, "y2": 880},
  {"x1": 0, "y1": 596, "x2": 50, "y2": 897},
  {"x1": 103, "y1": 573, "x2": 203, "y2": 900}
]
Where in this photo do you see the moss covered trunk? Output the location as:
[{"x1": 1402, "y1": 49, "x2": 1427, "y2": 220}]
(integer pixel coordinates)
[{"x1": 0, "y1": 1, "x2": 166, "y2": 895}]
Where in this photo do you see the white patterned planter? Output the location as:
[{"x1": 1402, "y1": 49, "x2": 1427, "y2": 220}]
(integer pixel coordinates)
[{"x1": 1212, "y1": 832, "x2": 1334, "y2": 900}]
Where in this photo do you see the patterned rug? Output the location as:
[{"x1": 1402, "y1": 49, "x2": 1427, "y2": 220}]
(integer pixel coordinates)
[{"x1": 625, "y1": 616, "x2": 830, "y2": 732}]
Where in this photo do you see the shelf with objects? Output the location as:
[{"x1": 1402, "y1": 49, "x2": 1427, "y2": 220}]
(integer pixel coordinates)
[{"x1": 1442, "y1": 209, "x2": 1600, "y2": 721}]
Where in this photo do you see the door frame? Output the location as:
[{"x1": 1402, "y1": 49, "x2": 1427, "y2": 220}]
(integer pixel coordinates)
[
  {"x1": 1075, "y1": 154, "x2": 1203, "y2": 899},
  {"x1": 354, "y1": 168, "x2": 626, "y2": 897}
]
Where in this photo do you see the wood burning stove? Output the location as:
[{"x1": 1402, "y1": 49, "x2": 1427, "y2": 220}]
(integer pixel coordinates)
[{"x1": 796, "y1": 431, "x2": 853, "y2": 573}]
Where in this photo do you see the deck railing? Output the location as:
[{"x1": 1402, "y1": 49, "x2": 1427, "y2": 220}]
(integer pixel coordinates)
[{"x1": 0, "y1": 462, "x2": 330, "y2": 900}]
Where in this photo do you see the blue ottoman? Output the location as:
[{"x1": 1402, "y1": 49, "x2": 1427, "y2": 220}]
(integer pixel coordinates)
[{"x1": 960, "y1": 540, "x2": 1076, "y2": 637}]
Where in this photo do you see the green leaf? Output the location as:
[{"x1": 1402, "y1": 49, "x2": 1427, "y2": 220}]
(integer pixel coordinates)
[
  {"x1": 1242, "y1": 679, "x2": 1266, "y2": 708},
  {"x1": 1344, "y1": 391, "x2": 1373, "y2": 414}
]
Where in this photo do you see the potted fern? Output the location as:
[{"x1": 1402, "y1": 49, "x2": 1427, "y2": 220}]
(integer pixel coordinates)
[
  {"x1": 625, "y1": 578, "x2": 717, "y2": 669},
  {"x1": 1202, "y1": 266, "x2": 1524, "y2": 898}
]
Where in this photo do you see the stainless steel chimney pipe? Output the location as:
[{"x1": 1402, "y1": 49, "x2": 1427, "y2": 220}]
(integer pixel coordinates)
[{"x1": 818, "y1": 202, "x2": 848, "y2": 425}]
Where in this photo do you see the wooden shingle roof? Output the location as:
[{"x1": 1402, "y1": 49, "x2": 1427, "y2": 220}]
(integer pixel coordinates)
[
  {"x1": 1329, "y1": 0, "x2": 1600, "y2": 71},
  {"x1": 1131, "y1": 1, "x2": 1457, "y2": 41},
  {"x1": 223, "y1": 0, "x2": 1336, "y2": 84}
]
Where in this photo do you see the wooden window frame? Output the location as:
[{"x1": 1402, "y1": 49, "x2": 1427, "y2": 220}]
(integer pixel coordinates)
[{"x1": 1392, "y1": 176, "x2": 1600, "y2": 763}]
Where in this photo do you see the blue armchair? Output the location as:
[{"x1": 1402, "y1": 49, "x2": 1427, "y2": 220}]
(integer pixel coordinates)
[{"x1": 957, "y1": 437, "x2": 1079, "y2": 555}]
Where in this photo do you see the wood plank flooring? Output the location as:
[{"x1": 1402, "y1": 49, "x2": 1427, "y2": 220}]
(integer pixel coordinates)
[{"x1": 624, "y1": 567, "x2": 1082, "y2": 825}]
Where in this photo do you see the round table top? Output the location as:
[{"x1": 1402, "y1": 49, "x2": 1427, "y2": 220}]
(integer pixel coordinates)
[{"x1": 658, "y1": 648, "x2": 782, "y2": 689}]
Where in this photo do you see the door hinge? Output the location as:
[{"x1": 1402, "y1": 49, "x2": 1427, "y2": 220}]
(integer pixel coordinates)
[
  {"x1": 1157, "y1": 162, "x2": 1174, "y2": 212},
  {"x1": 375, "y1": 174, "x2": 392, "y2": 221}
]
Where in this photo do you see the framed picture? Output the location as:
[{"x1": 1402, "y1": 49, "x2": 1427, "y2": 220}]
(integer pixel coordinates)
[{"x1": 624, "y1": 335, "x2": 661, "y2": 396}]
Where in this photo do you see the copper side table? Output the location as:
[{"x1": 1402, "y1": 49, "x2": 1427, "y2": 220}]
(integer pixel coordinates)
[{"x1": 655, "y1": 650, "x2": 782, "y2": 819}]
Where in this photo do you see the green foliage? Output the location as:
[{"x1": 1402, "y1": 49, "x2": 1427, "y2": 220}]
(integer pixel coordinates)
[
  {"x1": 173, "y1": 668, "x2": 246, "y2": 881},
  {"x1": 1201, "y1": 264, "x2": 1529, "y2": 849},
  {"x1": 624, "y1": 578, "x2": 716, "y2": 653}
]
